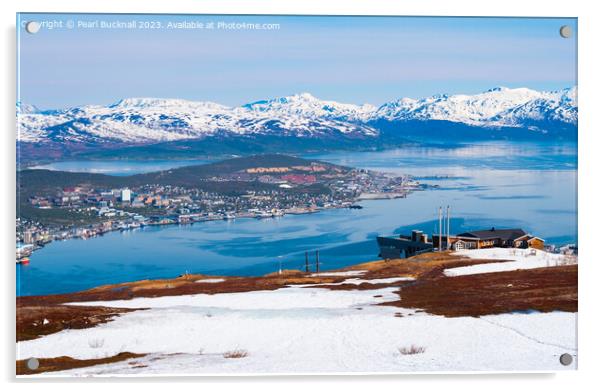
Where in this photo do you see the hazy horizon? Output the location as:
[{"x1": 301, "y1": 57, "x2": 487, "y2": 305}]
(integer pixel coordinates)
[{"x1": 18, "y1": 85, "x2": 578, "y2": 111}]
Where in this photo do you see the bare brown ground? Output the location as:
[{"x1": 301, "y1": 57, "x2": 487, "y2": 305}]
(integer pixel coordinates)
[
  {"x1": 16, "y1": 352, "x2": 145, "y2": 376},
  {"x1": 17, "y1": 305, "x2": 136, "y2": 342},
  {"x1": 382, "y1": 264, "x2": 577, "y2": 317}
]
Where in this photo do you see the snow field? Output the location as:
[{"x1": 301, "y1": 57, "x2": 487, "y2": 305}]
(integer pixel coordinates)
[{"x1": 19, "y1": 284, "x2": 577, "y2": 375}]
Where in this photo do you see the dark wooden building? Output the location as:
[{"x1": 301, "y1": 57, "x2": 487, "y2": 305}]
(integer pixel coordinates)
[{"x1": 450, "y1": 228, "x2": 545, "y2": 250}]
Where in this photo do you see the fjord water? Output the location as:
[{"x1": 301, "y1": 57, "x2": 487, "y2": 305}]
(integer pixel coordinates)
[
  {"x1": 17, "y1": 142, "x2": 577, "y2": 296},
  {"x1": 31, "y1": 159, "x2": 213, "y2": 176}
]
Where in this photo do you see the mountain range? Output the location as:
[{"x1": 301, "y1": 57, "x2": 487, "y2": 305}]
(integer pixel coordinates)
[{"x1": 16, "y1": 87, "x2": 577, "y2": 161}]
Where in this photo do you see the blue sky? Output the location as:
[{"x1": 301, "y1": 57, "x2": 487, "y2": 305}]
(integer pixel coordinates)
[{"x1": 17, "y1": 14, "x2": 577, "y2": 109}]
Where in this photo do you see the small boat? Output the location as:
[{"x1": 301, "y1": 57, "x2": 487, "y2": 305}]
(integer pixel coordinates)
[{"x1": 20, "y1": 258, "x2": 30, "y2": 265}]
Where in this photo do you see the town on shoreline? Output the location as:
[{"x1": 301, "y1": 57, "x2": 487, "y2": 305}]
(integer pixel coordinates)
[{"x1": 16, "y1": 154, "x2": 430, "y2": 261}]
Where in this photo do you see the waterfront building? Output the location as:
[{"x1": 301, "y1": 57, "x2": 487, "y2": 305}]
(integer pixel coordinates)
[
  {"x1": 23, "y1": 230, "x2": 34, "y2": 244},
  {"x1": 121, "y1": 188, "x2": 131, "y2": 203}
]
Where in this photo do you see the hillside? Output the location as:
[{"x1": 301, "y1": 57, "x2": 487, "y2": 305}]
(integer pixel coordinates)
[
  {"x1": 18, "y1": 154, "x2": 339, "y2": 195},
  {"x1": 17, "y1": 154, "x2": 346, "y2": 225},
  {"x1": 16, "y1": 250, "x2": 577, "y2": 374}
]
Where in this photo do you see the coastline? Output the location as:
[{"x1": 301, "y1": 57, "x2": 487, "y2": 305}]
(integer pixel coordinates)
[
  {"x1": 16, "y1": 179, "x2": 429, "y2": 262},
  {"x1": 16, "y1": 202, "x2": 357, "y2": 262}
]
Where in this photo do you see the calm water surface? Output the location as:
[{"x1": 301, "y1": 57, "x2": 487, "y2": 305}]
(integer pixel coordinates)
[
  {"x1": 17, "y1": 142, "x2": 577, "y2": 296},
  {"x1": 31, "y1": 159, "x2": 213, "y2": 176}
]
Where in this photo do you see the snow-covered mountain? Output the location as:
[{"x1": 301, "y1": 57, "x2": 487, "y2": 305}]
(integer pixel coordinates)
[
  {"x1": 17, "y1": 93, "x2": 379, "y2": 144},
  {"x1": 243, "y1": 92, "x2": 376, "y2": 122},
  {"x1": 16, "y1": 102, "x2": 40, "y2": 114},
  {"x1": 17, "y1": 87, "x2": 577, "y2": 148},
  {"x1": 489, "y1": 87, "x2": 577, "y2": 130},
  {"x1": 375, "y1": 87, "x2": 543, "y2": 123}
]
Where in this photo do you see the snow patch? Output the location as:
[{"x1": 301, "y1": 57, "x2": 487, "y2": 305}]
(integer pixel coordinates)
[
  {"x1": 297, "y1": 276, "x2": 415, "y2": 287},
  {"x1": 445, "y1": 248, "x2": 577, "y2": 276},
  {"x1": 309, "y1": 270, "x2": 366, "y2": 277},
  {"x1": 195, "y1": 278, "x2": 225, "y2": 283},
  {"x1": 65, "y1": 286, "x2": 394, "y2": 310}
]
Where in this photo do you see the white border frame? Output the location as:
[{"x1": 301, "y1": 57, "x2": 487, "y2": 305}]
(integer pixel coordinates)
[{"x1": 3, "y1": 0, "x2": 600, "y2": 389}]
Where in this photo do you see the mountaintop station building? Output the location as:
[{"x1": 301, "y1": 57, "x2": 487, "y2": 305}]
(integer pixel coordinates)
[{"x1": 377, "y1": 227, "x2": 544, "y2": 260}]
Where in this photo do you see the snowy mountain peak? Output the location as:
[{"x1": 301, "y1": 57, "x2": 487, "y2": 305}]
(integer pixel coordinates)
[
  {"x1": 486, "y1": 86, "x2": 509, "y2": 93},
  {"x1": 489, "y1": 86, "x2": 578, "y2": 127},
  {"x1": 242, "y1": 93, "x2": 375, "y2": 122},
  {"x1": 374, "y1": 86, "x2": 564, "y2": 125},
  {"x1": 16, "y1": 102, "x2": 39, "y2": 114},
  {"x1": 243, "y1": 93, "x2": 318, "y2": 110},
  {"x1": 431, "y1": 93, "x2": 450, "y2": 100},
  {"x1": 559, "y1": 86, "x2": 577, "y2": 103},
  {"x1": 285, "y1": 92, "x2": 319, "y2": 102},
  {"x1": 109, "y1": 97, "x2": 228, "y2": 112}
]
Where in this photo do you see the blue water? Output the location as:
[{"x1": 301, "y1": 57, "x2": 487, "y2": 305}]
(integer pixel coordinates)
[
  {"x1": 31, "y1": 159, "x2": 213, "y2": 176},
  {"x1": 17, "y1": 141, "x2": 577, "y2": 296}
]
